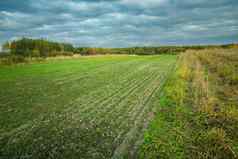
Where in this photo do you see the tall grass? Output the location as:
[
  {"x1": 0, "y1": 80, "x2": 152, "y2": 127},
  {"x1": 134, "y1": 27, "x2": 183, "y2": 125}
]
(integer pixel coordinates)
[{"x1": 140, "y1": 48, "x2": 238, "y2": 159}]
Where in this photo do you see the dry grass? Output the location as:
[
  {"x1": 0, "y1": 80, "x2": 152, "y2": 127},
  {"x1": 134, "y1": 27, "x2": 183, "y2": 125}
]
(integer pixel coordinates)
[
  {"x1": 185, "y1": 48, "x2": 238, "y2": 159},
  {"x1": 140, "y1": 48, "x2": 238, "y2": 159}
]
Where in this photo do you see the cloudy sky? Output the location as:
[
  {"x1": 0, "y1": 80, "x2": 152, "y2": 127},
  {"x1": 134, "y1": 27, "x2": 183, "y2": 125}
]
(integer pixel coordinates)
[{"x1": 0, "y1": 0, "x2": 238, "y2": 48}]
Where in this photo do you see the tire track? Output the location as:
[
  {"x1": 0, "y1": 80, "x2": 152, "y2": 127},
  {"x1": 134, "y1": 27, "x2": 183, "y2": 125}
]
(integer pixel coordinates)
[{"x1": 112, "y1": 63, "x2": 177, "y2": 158}]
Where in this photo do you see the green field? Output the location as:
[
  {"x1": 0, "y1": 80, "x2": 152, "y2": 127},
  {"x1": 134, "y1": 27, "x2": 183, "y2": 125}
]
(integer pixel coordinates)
[{"x1": 0, "y1": 55, "x2": 177, "y2": 158}]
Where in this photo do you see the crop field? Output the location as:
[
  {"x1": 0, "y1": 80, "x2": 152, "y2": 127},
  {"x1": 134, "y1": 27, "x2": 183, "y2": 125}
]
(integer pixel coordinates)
[{"x1": 0, "y1": 55, "x2": 177, "y2": 158}]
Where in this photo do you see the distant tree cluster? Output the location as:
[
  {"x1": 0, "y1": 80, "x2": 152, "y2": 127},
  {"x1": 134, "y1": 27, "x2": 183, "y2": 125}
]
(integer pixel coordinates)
[
  {"x1": 73, "y1": 47, "x2": 185, "y2": 55},
  {"x1": 3, "y1": 38, "x2": 74, "y2": 57},
  {"x1": 74, "y1": 44, "x2": 238, "y2": 56},
  {"x1": 106, "y1": 47, "x2": 186, "y2": 55},
  {"x1": 73, "y1": 46, "x2": 217, "y2": 55}
]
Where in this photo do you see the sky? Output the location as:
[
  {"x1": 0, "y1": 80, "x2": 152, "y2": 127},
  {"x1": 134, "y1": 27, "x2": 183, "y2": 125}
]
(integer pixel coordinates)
[{"x1": 0, "y1": 0, "x2": 238, "y2": 48}]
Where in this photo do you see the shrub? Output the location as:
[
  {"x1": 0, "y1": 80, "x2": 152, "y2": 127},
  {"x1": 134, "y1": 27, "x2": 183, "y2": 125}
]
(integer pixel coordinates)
[
  {"x1": 31, "y1": 49, "x2": 41, "y2": 57},
  {"x1": 61, "y1": 52, "x2": 74, "y2": 56},
  {"x1": 1, "y1": 55, "x2": 27, "y2": 65}
]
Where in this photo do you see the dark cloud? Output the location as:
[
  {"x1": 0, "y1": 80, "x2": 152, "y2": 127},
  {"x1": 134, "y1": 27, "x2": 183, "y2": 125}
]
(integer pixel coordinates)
[{"x1": 0, "y1": 0, "x2": 237, "y2": 48}]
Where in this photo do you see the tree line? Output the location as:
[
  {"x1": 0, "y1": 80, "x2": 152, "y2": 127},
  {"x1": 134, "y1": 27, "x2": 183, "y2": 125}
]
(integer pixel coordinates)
[
  {"x1": 2, "y1": 38, "x2": 238, "y2": 57},
  {"x1": 2, "y1": 38, "x2": 74, "y2": 57},
  {"x1": 74, "y1": 44, "x2": 238, "y2": 55}
]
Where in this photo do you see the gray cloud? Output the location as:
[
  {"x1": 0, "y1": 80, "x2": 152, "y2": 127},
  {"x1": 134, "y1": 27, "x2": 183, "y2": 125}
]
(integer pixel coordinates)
[{"x1": 0, "y1": 0, "x2": 238, "y2": 47}]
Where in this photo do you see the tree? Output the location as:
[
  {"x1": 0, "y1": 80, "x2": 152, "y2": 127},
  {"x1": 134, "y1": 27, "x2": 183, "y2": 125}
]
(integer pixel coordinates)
[
  {"x1": 87, "y1": 48, "x2": 97, "y2": 55},
  {"x1": 31, "y1": 49, "x2": 40, "y2": 57},
  {"x1": 4, "y1": 38, "x2": 75, "y2": 57},
  {"x1": 2, "y1": 41, "x2": 11, "y2": 53}
]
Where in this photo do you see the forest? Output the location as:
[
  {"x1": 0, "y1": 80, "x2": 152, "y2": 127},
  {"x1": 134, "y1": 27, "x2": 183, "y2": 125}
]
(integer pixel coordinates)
[{"x1": 2, "y1": 38, "x2": 237, "y2": 58}]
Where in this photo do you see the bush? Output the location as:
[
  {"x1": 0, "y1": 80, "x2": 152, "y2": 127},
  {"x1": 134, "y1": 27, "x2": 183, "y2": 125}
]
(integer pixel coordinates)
[
  {"x1": 61, "y1": 52, "x2": 74, "y2": 56},
  {"x1": 1, "y1": 55, "x2": 27, "y2": 65},
  {"x1": 31, "y1": 49, "x2": 41, "y2": 57},
  {"x1": 48, "y1": 51, "x2": 74, "y2": 57},
  {"x1": 0, "y1": 53, "x2": 11, "y2": 58}
]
